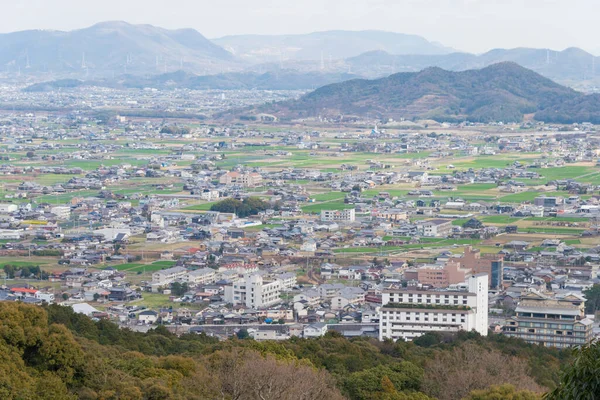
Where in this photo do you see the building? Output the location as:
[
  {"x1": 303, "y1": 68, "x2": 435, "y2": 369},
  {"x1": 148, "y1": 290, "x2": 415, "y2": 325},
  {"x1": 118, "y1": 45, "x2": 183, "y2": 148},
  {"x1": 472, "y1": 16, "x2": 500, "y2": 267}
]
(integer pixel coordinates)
[
  {"x1": 225, "y1": 274, "x2": 282, "y2": 308},
  {"x1": 449, "y1": 247, "x2": 504, "y2": 289},
  {"x1": 0, "y1": 204, "x2": 18, "y2": 214},
  {"x1": 403, "y1": 262, "x2": 469, "y2": 288},
  {"x1": 199, "y1": 189, "x2": 220, "y2": 201},
  {"x1": 416, "y1": 219, "x2": 453, "y2": 237},
  {"x1": 379, "y1": 274, "x2": 489, "y2": 341},
  {"x1": 321, "y1": 208, "x2": 356, "y2": 222},
  {"x1": 304, "y1": 323, "x2": 328, "y2": 338},
  {"x1": 503, "y1": 292, "x2": 594, "y2": 348},
  {"x1": 219, "y1": 171, "x2": 263, "y2": 187},
  {"x1": 152, "y1": 266, "x2": 188, "y2": 285},
  {"x1": 138, "y1": 310, "x2": 159, "y2": 324},
  {"x1": 50, "y1": 206, "x2": 71, "y2": 220},
  {"x1": 184, "y1": 268, "x2": 217, "y2": 285},
  {"x1": 376, "y1": 208, "x2": 408, "y2": 222},
  {"x1": 534, "y1": 196, "x2": 562, "y2": 208}
]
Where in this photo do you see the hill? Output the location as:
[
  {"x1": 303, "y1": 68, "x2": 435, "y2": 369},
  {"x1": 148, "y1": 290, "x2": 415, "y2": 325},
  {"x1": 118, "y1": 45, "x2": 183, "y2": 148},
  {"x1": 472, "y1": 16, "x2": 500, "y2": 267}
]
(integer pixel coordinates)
[
  {"x1": 0, "y1": 301, "x2": 573, "y2": 399},
  {"x1": 0, "y1": 21, "x2": 235, "y2": 76},
  {"x1": 346, "y1": 48, "x2": 600, "y2": 87},
  {"x1": 23, "y1": 70, "x2": 359, "y2": 91},
  {"x1": 247, "y1": 62, "x2": 600, "y2": 123},
  {"x1": 213, "y1": 30, "x2": 454, "y2": 64}
]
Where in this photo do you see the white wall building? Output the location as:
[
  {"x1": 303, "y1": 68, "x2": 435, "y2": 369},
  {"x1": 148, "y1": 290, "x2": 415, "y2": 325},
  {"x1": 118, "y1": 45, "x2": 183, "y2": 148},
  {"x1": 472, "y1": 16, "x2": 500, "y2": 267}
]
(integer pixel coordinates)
[
  {"x1": 184, "y1": 268, "x2": 217, "y2": 285},
  {"x1": 50, "y1": 206, "x2": 71, "y2": 220},
  {"x1": 224, "y1": 274, "x2": 282, "y2": 309},
  {"x1": 152, "y1": 266, "x2": 188, "y2": 285},
  {"x1": 320, "y1": 208, "x2": 355, "y2": 222},
  {"x1": 0, "y1": 204, "x2": 18, "y2": 213},
  {"x1": 379, "y1": 274, "x2": 488, "y2": 341}
]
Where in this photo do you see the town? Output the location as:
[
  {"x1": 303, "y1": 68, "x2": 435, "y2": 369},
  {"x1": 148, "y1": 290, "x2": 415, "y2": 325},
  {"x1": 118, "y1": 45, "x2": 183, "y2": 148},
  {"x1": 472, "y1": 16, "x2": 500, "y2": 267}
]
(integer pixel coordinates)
[{"x1": 0, "y1": 84, "x2": 599, "y2": 349}]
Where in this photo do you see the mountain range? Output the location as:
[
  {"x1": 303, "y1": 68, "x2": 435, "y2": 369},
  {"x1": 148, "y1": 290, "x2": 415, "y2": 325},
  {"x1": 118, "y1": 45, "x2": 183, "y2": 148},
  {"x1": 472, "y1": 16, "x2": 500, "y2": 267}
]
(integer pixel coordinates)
[
  {"x1": 237, "y1": 62, "x2": 600, "y2": 124},
  {"x1": 212, "y1": 30, "x2": 454, "y2": 63},
  {"x1": 2, "y1": 21, "x2": 599, "y2": 91},
  {"x1": 345, "y1": 48, "x2": 600, "y2": 86}
]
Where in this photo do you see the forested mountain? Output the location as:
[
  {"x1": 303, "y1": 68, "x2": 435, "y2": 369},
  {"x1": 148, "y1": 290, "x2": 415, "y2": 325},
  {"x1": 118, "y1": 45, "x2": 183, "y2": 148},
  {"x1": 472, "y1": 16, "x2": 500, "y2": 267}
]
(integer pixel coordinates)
[
  {"x1": 0, "y1": 301, "x2": 581, "y2": 399},
  {"x1": 247, "y1": 62, "x2": 600, "y2": 123}
]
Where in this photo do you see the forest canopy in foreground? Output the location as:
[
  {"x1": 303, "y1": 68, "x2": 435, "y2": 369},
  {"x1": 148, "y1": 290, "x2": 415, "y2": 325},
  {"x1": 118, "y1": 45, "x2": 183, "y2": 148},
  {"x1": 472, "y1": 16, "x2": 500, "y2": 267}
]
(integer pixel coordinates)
[{"x1": 0, "y1": 302, "x2": 596, "y2": 400}]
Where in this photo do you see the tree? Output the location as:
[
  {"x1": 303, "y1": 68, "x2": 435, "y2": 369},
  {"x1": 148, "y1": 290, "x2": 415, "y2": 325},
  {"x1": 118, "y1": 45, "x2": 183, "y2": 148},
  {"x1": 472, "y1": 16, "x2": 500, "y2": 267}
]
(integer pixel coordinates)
[
  {"x1": 422, "y1": 343, "x2": 542, "y2": 400},
  {"x1": 545, "y1": 342, "x2": 600, "y2": 400},
  {"x1": 236, "y1": 328, "x2": 250, "y2": 340},
  {"x1": 582, "y1": 284, "x2": 600, "y2": 314},
  {"x1": 465, "y1": 385, "x2": 542, "y2": 400},
  {"x1": 26, "y1": 151, "x2": 35, "y2": 158}
]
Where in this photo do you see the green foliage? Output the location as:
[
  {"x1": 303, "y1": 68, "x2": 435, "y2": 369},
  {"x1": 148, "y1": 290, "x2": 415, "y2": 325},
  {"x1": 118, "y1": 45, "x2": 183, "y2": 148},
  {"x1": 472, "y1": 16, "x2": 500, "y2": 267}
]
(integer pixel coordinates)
[
  {"x1": 264, "y1": 62, "x2": 600, "y2": 123},
  {"x1": 343, "y1": 362, "x2": 424, "y2": 400},
  {"x1": 170, "y1": 282, "x2": 189, "y2": 297},
  {"x1": 466, "y1": 384, "x2": 542, "y2": 399},
  {"x1": 582, "y1": 284, "x2": 600, "y2": 314},
  {"x1": 210, "y1": 196, "x2": 271, "y2": 217},
  {"x1": 545, "y1": 342, "x2": 600, "y2": 400},
  {"x1": 159, "y1": 125, "x2": 191, "y2": 135},
  {"x1": 0, "y1": 302, "x2": 586, "y2": 400}
]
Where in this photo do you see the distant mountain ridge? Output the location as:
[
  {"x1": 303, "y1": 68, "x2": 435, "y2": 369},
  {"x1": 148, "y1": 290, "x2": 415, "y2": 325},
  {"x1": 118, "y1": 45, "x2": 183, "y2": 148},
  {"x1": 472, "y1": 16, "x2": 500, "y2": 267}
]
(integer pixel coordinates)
[
  {"x1": 24, "y1": 70, "x2": 359, "y2": 91},
  {"x1": 345, "y1": 47, "x2": 600, "y2": 85},
  {"x1": 213, "y1": 30, "x2": 455, "y2": 63},
  {"x1": 242, "y1": 62, "x2": 600, "y2": 124},
  {"x1": 0, "y1": 21, "x2": 236, "y2": 76}
]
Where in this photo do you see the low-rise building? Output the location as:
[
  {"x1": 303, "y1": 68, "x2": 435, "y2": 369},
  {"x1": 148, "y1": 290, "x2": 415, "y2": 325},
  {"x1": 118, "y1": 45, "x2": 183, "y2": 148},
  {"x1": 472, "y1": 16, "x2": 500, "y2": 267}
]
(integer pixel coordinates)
[
  {"x1": 321, "y1": 208, "x2": 356, "y2": 222},
  {"x1": 152, "y1": 266, "x2": 187, "y2": 285},
  {"x1": 503, "y1": 292, "x2": 593, "y2": 348}
]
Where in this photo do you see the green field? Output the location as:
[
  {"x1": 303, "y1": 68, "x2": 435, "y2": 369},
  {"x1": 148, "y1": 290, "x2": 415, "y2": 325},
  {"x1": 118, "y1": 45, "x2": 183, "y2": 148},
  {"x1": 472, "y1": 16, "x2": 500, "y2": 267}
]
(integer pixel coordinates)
[{"x1": 302, "y1": 201, "x2": 355, "y2": 213}]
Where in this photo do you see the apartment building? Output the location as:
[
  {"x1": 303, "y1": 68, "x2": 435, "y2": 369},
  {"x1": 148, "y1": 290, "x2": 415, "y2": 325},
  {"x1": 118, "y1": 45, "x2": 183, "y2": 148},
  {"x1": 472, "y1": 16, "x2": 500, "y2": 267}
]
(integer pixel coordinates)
[
  {"x1": 225, "y1": 274, "x2": 282, "y2": 308},
  {"x1": 379, "y1": 274, "x2": 489, "y2": 341},
  {"x1": 152, "y1": 266, "x2": 187, "y2": 285},
  {"x1": 320, "y1": 208, "x2": 356, "y2": 222},
  {"x1": 503, "y1": 291, "x2": 593, "y2": 348},
  {"x1": 416, "y1": 219, "x2": 453, "y2": 237},
  {"x1": 219, "y1": 171, "x2": 263, "y2": 187},
  {"x1": 184, "y1": 268, "x2": 217, "y2": 285}
]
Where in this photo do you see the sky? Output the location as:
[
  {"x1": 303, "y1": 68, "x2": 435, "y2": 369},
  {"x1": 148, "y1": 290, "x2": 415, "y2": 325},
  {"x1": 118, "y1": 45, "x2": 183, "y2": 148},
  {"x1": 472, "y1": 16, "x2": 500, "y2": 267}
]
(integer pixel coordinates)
[{"x1": 0, "y1": 0, "x2": 598, "y2": 54}]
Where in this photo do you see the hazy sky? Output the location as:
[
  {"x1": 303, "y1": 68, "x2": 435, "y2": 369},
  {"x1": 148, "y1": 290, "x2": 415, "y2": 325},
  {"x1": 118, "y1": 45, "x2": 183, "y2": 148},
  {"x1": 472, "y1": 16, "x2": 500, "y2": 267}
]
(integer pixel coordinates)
[{"x1": 1, "y1": 0, "x2": 598, "y2": 54}]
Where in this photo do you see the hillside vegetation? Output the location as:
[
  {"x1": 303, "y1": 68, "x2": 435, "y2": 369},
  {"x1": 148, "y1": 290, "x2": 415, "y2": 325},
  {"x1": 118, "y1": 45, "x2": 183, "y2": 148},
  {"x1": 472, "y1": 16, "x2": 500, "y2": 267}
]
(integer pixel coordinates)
[
  {"x1": 0, "y1": 302, "x2": 582, "y2": 400},
  {"x1": 252, "y1": 62, "x2": 600, "y2": 124}
]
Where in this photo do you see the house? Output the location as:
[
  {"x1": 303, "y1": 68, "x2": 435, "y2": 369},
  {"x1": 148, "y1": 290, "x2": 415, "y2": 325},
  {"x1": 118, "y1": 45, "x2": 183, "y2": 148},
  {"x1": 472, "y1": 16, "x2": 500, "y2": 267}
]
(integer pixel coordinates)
[
  {"x1": 304, "y1": 323, "x2": 328, "y2": 338},
  {"x1": 138, "y1": 310, "x2": 159, "y2": 324}
]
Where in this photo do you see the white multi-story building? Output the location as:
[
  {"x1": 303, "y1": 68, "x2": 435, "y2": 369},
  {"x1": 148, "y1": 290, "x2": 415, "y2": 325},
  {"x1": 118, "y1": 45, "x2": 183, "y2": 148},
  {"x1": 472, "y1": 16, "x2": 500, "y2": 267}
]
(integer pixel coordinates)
[
  {"x1": 320, "y1": 208, "x2": 355, "y2": 222},
  {"x1": 225, "y1": 274, "x2": 282, "y2": 308},
  {"x1": 184, "y1": 268, "x2": 217, "y2": 285},
  {"x1": 199, "y1": 189, "x2": 220, "y2": 201},
  {"x1": 379, "y1": 274, "x2": 488, "y2": 341},
  {"x1": 219, "y1": 172, "x2": 263, "y2": 187},
  {"x1": 50, "y1": 206, "x2": 71, "y2": 220},
  {"x1": 152, "y1": 266, "x2": 187, "y2": 285},
  {"x1": 275, "y1": 272, "x2": 297, "y2": 290}
]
